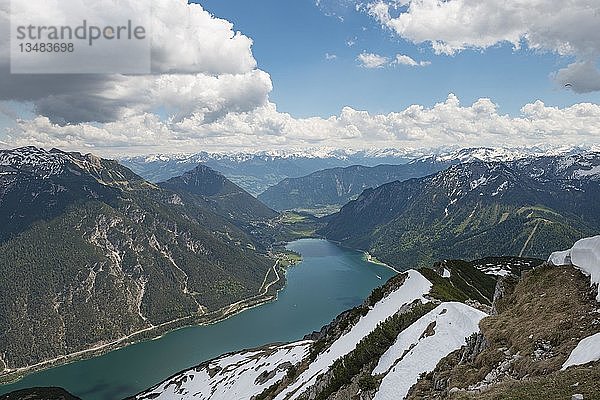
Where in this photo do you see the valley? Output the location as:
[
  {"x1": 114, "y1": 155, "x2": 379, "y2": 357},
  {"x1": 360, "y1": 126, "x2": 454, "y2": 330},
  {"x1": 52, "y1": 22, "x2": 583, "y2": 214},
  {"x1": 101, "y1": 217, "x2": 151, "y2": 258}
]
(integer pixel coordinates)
[
  {"x1": 1, "y1": 146, "x2": 599, "y2": 400},
  {"x1": 0, "y1": 239, "x2": 396, "y2": 400},
  {"x1": 3, "y1": 1, "x2": 600, "y2": 398}
]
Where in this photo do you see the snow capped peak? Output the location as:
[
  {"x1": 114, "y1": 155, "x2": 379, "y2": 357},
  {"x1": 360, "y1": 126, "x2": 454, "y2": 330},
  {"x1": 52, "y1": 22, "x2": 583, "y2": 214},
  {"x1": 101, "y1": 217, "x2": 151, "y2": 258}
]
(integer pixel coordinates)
[
  {"x1": 0, "y1": 146, "x2": 71, "y2": 178},
  {"x1": 123, "y1": 147, "x2": 418, "y2": 164},
  {"x1": 415, "y1": 145, "x2": 599, "y2": 166},
  {"x1": 430, "y1": 161, "x2": 517, "y2": 200},
  {"x1": 0, "y1": 146, "x2": 138, "y2": 187},
  {"x1": 435, "y1": 147, "x2": 529, "y2": 163}
]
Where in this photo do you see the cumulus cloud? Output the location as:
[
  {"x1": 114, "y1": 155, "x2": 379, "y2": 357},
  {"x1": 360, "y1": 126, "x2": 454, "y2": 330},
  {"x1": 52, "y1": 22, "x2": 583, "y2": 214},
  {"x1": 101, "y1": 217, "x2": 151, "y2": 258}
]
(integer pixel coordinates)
[
  {"x1": 325, "y1": 53, "x2": 338, "y2": 60},
  {"x1": 367, "y1": 0, "x2": 600, "y2": 56},
  {"x1": 3, "y1": 0, "x2": 600, "y2": 155},
  {"x1": 357, "y1": 52, "x2": 430, "y2": 68},
  {"x1": 367, "y1": 0, "x2": 600, "y2": 91},
  {"x1": 0, "y1": 0, "x2": 271, "y2": 124},
  {"x1": 357, "y1": 52, "x2": 389, "y2": 68},
  {"x1": 393, "y1": 54, "x2": 431, "y2": 67},
  {"x1": 7, "y1": 94, "x2": 600, "y2": 155}
]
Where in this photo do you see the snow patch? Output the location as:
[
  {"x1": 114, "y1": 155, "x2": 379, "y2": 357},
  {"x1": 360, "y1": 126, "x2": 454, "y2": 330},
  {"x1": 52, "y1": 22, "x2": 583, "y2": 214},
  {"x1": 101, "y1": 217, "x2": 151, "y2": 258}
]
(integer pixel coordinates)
[
  {"x1": 562, "y1": 332, "x2": 600, "y2": 370},
  {"x1": 549, "y1": 236, "x2": 600, "y2": 301},
  {"x1": 136, "y1": 341, "x2": 311, "y2": 400},
  {"x1": 373, "y1": 302, "x2": 487, "y2": 400},
  {"x1": 469, "y1": 175, "x2": 489, "y2": 190},
  {"x1": 491, "y1": 181, "x2": 508, "y2": 196},
  {"x1": 548, "y1": 250, "x2": 572, "y2": 266},
  {"x1": 573, "y1": 165, "x2": 600, "y2": 179},
  {"x1": 275, "y1": 270, "x2": 432, "y2": 400}
]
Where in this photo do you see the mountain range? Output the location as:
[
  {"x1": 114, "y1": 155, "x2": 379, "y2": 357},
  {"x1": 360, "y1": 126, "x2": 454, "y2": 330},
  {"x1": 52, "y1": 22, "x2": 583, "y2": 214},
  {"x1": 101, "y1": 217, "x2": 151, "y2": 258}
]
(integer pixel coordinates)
[
  {"x1": 119, "y1": 149, "x2": 416, "y2": 195},
  {"x1": 2, "y1": 146, "x2": 600, "y2": 399},
  {"x1": 258, "y1": 147, "x2": 600, "y2": 213},
  {"x1": 0, "y1": 147, "x2": 279, "y2": 378},
  {"x1": 258, "y1": 159, "x2": 456, "y2": 212},
  {"x1": 321, "y1": 153, "x2": 600, "y2": 269},
  {"x1": 120, "y1": 146, "x2": 599, "y2": 198}
]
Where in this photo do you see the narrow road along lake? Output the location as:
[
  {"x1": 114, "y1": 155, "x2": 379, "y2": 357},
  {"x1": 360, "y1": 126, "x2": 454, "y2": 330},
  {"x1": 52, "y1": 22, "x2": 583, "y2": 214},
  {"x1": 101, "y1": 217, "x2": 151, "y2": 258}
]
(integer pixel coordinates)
[{"x1": 0, "y1": 239, "x2": 397, "y2": 400}]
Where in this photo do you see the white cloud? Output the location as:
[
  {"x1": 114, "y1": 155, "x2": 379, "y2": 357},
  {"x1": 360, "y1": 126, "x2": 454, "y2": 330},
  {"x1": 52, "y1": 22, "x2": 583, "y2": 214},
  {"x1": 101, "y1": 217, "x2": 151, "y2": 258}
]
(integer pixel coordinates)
[
  {"x1": 357, "y1": 52, "x2": 389, "y2": 68},
  {"x1": 3, "y1": 0, "x2": 600, "y2": 155},
  {"x1": 367, "y1": 0, "x2": 600, "y2": 91},
  {"x1": 325, "y1": 53, "x2": 338, "y2": 60},
  {"x1": 357, "y1": 52, "x2": 430, "y2": 68},
  {"x1": 7, "y1": 95, "x2": 600, "y2": 155},
  {"x1": 394, "y1": 54, "x2": 431, "y2": 67},
  {"x1": 367, "y1": 0, "x2": 600, "y2": 57},
  {"x1": 0, "y1": 0, "x2": 271, "y2": 124}
]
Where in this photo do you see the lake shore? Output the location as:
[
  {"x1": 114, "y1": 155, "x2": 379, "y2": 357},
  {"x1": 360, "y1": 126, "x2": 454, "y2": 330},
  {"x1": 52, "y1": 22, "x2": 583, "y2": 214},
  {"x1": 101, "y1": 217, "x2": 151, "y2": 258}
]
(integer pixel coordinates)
[
  {"x1": 0, "y1": 260, "x2": 288, "y2": 386},
  {"x1": 363, "y1": 251, "x2": 401, "y2": 274},
  {"x1": 0, "y1": 239, "x2": 395, "y2": 400}
]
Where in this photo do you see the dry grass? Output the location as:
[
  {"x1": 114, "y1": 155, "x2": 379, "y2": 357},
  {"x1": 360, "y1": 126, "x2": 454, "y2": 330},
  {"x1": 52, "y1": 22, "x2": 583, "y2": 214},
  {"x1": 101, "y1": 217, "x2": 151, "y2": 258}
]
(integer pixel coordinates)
[{"x1": 408, "y1": 264, "x2": 600, "y2": 400}]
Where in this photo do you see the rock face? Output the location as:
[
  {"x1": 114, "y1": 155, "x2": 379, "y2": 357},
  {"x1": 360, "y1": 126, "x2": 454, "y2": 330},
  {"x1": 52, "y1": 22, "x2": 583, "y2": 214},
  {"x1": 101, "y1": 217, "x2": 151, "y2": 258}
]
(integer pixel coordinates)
[
  {"x1": 0, "y1": 147, "x2": 275, "y2": 374},
  {"x1": 459, "y1": 333, "x2": 488, "y2": 364}
]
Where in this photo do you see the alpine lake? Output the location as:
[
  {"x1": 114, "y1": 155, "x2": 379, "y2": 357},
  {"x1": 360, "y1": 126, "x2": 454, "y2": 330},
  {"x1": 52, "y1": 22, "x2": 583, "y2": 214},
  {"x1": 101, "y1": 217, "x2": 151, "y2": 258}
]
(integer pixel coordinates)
[{"x1": 0, "y1": 239, "x2": 397, "y2": 400}]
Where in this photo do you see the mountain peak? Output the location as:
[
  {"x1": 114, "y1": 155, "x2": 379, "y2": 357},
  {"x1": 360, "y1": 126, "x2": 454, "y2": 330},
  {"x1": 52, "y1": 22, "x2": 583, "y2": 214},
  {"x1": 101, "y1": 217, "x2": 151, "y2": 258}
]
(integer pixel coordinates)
[
  {"x1": 163, "y1": 164, "x2": 230, "y2": 197},
  {"x1": 0, "y1": 146, "x2": 70, "y2": 178}
]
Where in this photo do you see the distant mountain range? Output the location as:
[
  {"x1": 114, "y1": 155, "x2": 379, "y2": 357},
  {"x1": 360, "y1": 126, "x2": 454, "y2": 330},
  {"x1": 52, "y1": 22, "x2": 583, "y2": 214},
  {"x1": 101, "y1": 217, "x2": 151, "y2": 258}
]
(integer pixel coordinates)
[
  {"x1": 258, "y1": 147, "x2": 600, "y2": 213},
  {"x1": 0, "y1": 147, "x2": 278, "y2": 376},
  {"x1": 258, "y1": 161, "x2": 451, "y2": 212},
  {"x1": 120, "y1": 146, "x2": 599, "y2": 197},
  {"x1": 119, "y1": 148, "x2": 416, "y2": 195},
  {"x1": 321, "y1": 153, "x2": 600, "y2": 269}
]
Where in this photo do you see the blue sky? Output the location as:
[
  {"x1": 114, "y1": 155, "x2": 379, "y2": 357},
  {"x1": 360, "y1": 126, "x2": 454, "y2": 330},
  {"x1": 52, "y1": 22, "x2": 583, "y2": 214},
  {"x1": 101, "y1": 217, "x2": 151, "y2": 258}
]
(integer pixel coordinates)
[
  {"x1": 200, "y1": 0, "x2": 600, "y2": 118},
  {"x1": 1, "y1": 0, "x2": 599, "y2": 154}
]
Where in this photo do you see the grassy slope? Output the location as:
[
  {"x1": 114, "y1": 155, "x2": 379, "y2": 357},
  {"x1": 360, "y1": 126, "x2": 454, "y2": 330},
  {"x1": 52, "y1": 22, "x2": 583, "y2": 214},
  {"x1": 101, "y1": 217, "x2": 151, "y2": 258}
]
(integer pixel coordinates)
[
  {"x1": 419, "y1": 260, "x2": 498, "y2": 305},
  {"x1": 370, "y1": 204, "x2": 593, "y2": 270},
  {"x1": 408, "y1": 264, "x2": 600, "y2": 400}
]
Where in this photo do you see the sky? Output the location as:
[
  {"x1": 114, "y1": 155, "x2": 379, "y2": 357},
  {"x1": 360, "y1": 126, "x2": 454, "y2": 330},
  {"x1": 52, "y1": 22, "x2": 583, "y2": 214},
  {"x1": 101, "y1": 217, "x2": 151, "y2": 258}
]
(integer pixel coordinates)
[
  {"x1": 201, "y1": 0, "x2": 600, "y2": 118},
  {"x1": 1, "y1": 0, "x2": 600, "y2": 155}
]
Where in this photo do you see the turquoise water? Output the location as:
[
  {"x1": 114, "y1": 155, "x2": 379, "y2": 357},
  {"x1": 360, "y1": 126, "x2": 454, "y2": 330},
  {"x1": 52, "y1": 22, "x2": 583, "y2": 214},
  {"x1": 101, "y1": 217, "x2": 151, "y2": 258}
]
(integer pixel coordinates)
[{"x1": 0, "y1": 239, "x2": 396, "y2": 400}]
